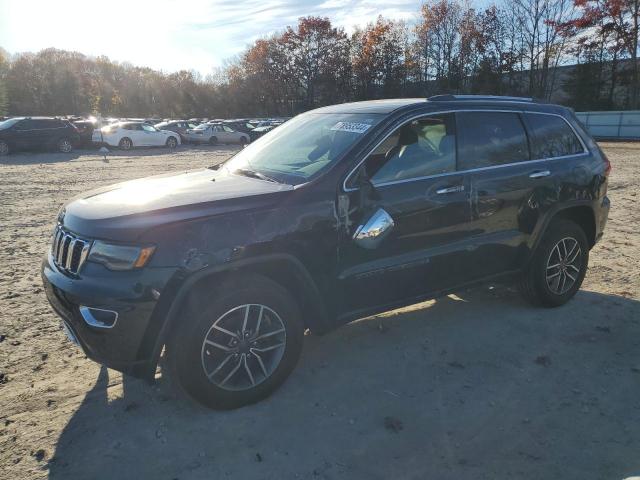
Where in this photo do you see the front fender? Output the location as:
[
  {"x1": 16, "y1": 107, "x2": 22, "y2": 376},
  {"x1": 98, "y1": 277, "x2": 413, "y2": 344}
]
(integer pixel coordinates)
[{"x1": 135, "y1": 253, "x2": 330, "y2": 380}]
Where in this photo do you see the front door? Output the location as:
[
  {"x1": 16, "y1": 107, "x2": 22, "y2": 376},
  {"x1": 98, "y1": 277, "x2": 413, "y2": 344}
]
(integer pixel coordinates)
[{"x1": 336, "y1": 113, "x2": 473, "y2": 317}]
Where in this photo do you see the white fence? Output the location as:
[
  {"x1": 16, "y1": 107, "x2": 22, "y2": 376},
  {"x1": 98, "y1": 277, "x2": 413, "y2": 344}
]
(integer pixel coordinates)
[{"x1": 575, "y1": 110, "x2": 640, "y2": 140}]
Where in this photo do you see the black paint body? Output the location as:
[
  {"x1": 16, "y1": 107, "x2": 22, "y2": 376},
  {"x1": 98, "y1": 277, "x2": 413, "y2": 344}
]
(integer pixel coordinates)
[{"x1": 41, "y1": 98, "x2": 610, "y2": 380}]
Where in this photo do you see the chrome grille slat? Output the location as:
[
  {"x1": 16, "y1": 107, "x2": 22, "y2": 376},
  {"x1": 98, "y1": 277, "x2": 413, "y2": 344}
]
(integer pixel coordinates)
[{"x1": 51, "y1": 226, "x2": 91, "y2": 275}]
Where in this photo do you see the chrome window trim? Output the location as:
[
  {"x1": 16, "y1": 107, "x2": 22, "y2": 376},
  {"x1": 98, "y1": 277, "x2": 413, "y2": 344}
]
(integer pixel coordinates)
[{"x1": 342, "y1": 109, "x2": 589, "y2": 192}]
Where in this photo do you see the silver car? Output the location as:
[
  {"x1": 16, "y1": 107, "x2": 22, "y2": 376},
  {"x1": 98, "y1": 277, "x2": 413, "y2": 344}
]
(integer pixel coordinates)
[{"x1": 185, "y1": 123, "x2": 250, "y2": 145}]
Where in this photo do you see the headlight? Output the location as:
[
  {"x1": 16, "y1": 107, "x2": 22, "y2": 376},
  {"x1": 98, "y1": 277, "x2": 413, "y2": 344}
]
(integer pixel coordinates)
[{"x1": 87, "y1": 241, "x2": 155, "y2": 271}]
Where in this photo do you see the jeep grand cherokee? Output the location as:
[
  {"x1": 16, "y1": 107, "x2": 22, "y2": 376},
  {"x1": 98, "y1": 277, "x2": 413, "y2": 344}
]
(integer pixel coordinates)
[{"x1": 42, "y1": 95, "x2": 610, "y2": 409}]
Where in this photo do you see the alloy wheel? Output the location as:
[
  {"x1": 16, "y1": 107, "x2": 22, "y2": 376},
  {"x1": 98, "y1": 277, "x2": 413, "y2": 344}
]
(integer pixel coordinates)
[
  {"x1": 0, "y1": 141, "x2": 8, "y2": 156},
  {"x1": 59, "y1": 139, "x2": 72, "y2": 153},
  {"x1": 546, "y1": 237, "x2": 581, "y2": 295},
  {"x1": 200, "y1": 304, "x2": 287, "y2": 391}
]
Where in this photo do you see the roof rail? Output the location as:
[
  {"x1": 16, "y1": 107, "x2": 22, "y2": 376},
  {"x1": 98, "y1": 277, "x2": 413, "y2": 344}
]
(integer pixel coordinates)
[{"x1": 428, "y1": 94, "x2": 537, "y2": 103}]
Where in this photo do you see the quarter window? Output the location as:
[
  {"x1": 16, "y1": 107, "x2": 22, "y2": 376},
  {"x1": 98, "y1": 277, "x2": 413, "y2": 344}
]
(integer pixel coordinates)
[
  {"x1": 525, "y1": 113, "x2": 583, "y2": 159},
  {"x1": 366, "y1": 113, "x2": 457, "y2": 185},
  {"x1": 457, "y1": 112, "x2": 529, "y2": 170}
]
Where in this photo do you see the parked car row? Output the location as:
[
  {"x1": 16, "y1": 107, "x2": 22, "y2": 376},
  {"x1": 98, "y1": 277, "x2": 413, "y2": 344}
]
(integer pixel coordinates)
[{"x1": 0, "y1": 115, "x2": 289, "y2": 156}]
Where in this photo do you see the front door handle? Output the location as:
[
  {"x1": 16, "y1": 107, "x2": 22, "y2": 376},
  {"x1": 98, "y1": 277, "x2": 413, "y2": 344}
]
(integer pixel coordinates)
[
  {"x1": 529, "y1": 170, "x2": 551, "y2": 179},
  {"x1": 436, "y1": 185, "x2": 464, "y2": 194}
]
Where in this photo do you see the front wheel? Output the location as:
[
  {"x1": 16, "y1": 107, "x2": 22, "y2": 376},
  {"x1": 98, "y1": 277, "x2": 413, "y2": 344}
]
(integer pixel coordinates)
[
  {"x1": 166, "y1": 136, "x2": 178, "y2": 149},
  {"x1": 167, "y1": 274, "x2": 304, "y2": 409},
  {"x1": 0, "y1": 140, "x2": 9, "y2": 156},
  {"x1": 208, "y1": 136, "x2": 218, "y2": 146},
  {"x1": 519, "y1": 219, "x2": 589, "y2": 307},
  {"x1": 239, "y1": 136, "x2": 248, "y2": 145}
]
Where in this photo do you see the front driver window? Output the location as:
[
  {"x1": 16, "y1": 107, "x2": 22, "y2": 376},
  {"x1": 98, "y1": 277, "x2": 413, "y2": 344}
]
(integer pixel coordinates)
[
  {"x1": 142, "y1": 124, "x2": 156, "y2": 132},
  {"x1": 366, "y1": 114, "x2": 457, "y2": 185}
]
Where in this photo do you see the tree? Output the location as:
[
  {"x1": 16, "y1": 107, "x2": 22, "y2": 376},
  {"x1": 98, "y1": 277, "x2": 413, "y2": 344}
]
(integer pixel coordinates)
[
  {"x1": 556, "y1": 0, "x2": 640, "y2": 107},
  {"x1": 352, "y1": 17, "x2": 408, "y2": 99},
  {"x1": 0, "y1": 48, "x2": 8, "y2": 116},
  {"x1": 280, "y1": 17, "x2": 351, "y2": 108}
]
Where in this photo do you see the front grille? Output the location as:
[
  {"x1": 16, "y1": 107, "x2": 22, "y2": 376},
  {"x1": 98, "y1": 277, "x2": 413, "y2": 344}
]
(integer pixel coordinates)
[{"x1": 51, "y1": 226, "x2": 91, "y2": 275}]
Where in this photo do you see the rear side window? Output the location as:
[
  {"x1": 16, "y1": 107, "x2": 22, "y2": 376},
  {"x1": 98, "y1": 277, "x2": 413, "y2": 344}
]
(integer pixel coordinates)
[
  {"x1": 457, "y1": 112, "x2": 529, "y2": 170},
  {"x1": 525, "y1": 113, "x2": 584, "y2": 159},
  {"x1": 30, "y1": 119, "x2": 56, "y2": 129}
]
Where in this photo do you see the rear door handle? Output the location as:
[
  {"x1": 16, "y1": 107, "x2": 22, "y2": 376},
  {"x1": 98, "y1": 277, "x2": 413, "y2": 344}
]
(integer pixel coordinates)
[
  {"x1": 529, "y1": 170, "x2": 551, "y2": 179},
  {"x1": 436, "y1": 185, "x2": 465, "y2": 194}
]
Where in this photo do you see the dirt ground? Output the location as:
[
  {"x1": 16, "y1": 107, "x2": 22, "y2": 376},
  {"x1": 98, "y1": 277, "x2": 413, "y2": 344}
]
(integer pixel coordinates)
[{"x1": 0, "y1": 143, "x2": 638, "y2": 480}]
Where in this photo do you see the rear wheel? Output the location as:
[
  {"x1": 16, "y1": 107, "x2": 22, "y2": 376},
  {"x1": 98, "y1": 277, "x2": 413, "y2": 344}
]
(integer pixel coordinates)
[
  {"x1": 519, "y1": 219, "x2": 589, "y2": 307},
  {"x1": 119, "y1": 137, "x2": 133, "y2": 150},
  {"x1": 0, "y1": 140, "x2": 8, "y2": 156},
  {"x1": 166, "y1": 136, "x2": 178, "y2": 149},
  {"x1": 57, "y1": 138, "x2": 73, "y2": 153},
  {"x1": 167, "y1": 274, "x2": 304, "y2": 409},
  {"x1": 239, "y1": 136, "x2": 248, "y2": 145},
  {"x1": 208, "y1": 136, "x2": 218, "y2": 146}
]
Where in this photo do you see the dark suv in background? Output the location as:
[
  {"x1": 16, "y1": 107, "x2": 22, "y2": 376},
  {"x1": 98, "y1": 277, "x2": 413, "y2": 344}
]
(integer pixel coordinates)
[
  {"x1": 42, "y1": 95, "x2": 610, "y2": 409},
  {"x1": 0, "y1": 117, "x2": 80, "y2": 156}
]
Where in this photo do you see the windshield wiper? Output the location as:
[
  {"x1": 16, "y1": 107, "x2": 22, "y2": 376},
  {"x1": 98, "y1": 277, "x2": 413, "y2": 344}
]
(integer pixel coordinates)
[{"x1": 233, "y1": 168, "x2": 279, "y2": 183}]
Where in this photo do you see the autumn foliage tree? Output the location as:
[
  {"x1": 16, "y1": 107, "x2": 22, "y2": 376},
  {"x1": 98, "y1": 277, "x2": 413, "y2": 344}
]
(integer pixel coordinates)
[{"x1": 1, "y1": 1, "x2": 639, "y2": 117}]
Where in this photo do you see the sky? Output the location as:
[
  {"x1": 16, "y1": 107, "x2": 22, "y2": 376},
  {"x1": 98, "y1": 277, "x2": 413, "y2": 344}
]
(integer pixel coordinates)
[{"x1": 0, "y1": 0, "x2": 434, "y2": 76}]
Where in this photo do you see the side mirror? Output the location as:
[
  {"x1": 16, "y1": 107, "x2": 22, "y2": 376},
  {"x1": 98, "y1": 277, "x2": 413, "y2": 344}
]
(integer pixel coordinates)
[{"x1": 353, "y1": 208, "x2": 395, "y2": 249}]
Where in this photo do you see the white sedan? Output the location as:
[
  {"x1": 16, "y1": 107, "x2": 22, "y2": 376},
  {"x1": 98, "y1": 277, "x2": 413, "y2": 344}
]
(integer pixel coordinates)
[
  {"x1": 93, "y1": 121, "x2": 181, "y2": 150},
  {"x1": 184, "y1": 123, "x2": 250, "y2": 145}
]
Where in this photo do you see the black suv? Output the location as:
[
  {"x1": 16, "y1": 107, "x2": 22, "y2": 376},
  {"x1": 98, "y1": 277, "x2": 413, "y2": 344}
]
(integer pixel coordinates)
[
  {"x1": 0, "y1": 117, "x2": 80, "y2": 156},
  {"x1": 42, "y1": 96, "x2": 610, "y2": 409}
]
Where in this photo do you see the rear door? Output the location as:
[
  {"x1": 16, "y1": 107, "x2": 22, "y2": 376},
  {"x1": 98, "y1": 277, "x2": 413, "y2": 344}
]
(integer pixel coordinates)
[
  {"x1": 13, "y1": 119, "x2": 49, "y2": 150},
  {"x1": 459, "y1": 110, "x2": 576, "y2": 279},
  {"x1": 142, "y1": 123, "x2": 165, "y2": 147},
  {"x1": 222, "y1": 125, "x2": 239, "y2": 143},
  {"x1": 337, "y1": 112, "x2": 473, "y2": 315},
  {"x1": 127, "y1": 123, "x2": 146, "y2": 145}
]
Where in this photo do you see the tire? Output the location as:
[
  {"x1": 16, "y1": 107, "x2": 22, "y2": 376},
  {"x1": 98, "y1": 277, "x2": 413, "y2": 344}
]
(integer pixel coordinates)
[
  {"x1": 167, "y1": 274, "x2": 304, "y2": 409},
  {"x1": 119, "y1": 137, "x2": 133, "y2": 150},
  {"x1": 0, "y1": 140, "x2": 8, "y2": 156},
  {"x1": 519, "y1": 219, "x2": 589, "y2": 307},
  {"x1": 208, "y1": 136, "x2": 218, "y2": 146},
  {"x1": 166, "y1": 136, "x2": 178, "y2": 149},
  {"x1": 239, "y1": 136, "x2": 248, "y2": 145},
  {"x1": 57, "y1": 137, "x2": 73, "y2": 153}
]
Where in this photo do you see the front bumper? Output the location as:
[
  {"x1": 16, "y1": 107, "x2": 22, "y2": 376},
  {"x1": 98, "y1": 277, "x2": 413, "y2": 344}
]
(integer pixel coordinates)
[{"x1": 41, "y1": 253, "x2": 177, "y2": 378}]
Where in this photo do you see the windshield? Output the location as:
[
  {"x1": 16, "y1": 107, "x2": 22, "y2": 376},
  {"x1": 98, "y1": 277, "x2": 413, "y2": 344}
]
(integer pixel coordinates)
[
  {"x1": 225, "y1": 112, "x2": 382, "y2": 185},
  {"x1": 0, "y1": 118, "x2": 22, "y2": 130}
]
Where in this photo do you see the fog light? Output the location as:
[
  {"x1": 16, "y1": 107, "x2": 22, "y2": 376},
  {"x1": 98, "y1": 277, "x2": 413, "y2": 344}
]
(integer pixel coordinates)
[{"x1": 79, "y1": 306, "x2": 118, "y2": 328}]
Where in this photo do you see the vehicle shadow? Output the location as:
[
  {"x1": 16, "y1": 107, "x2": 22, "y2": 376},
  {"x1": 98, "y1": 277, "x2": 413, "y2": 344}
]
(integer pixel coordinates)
[{"x1": 47, "y1": 286, "x2": 640, "y2": 480}]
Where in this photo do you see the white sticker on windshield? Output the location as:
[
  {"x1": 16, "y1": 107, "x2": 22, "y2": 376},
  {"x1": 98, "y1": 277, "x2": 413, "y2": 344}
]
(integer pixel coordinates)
[{"x1": 330, "y1": 121, "x2": 372, "y2": 134}]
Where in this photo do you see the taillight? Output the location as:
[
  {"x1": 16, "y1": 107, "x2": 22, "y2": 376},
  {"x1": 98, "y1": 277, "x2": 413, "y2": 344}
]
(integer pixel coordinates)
[
  {"x1": 602, "y1": 151, "x2": 612, "y2": 177},
  {"x1": 595, "y1": 144, "x2": 611, "y2": 176}
]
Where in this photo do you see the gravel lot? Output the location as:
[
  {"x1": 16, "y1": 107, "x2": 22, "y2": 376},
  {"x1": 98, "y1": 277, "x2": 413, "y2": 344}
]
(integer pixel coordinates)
[{"x1": 0, "y1": 143, "x2": 639, "y2": 480}]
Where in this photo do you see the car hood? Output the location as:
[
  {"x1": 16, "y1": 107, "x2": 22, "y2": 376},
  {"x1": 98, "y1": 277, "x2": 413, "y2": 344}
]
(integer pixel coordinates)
[{"x1": 61, "y1": 167, "x2": 294, "y2": 241}]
